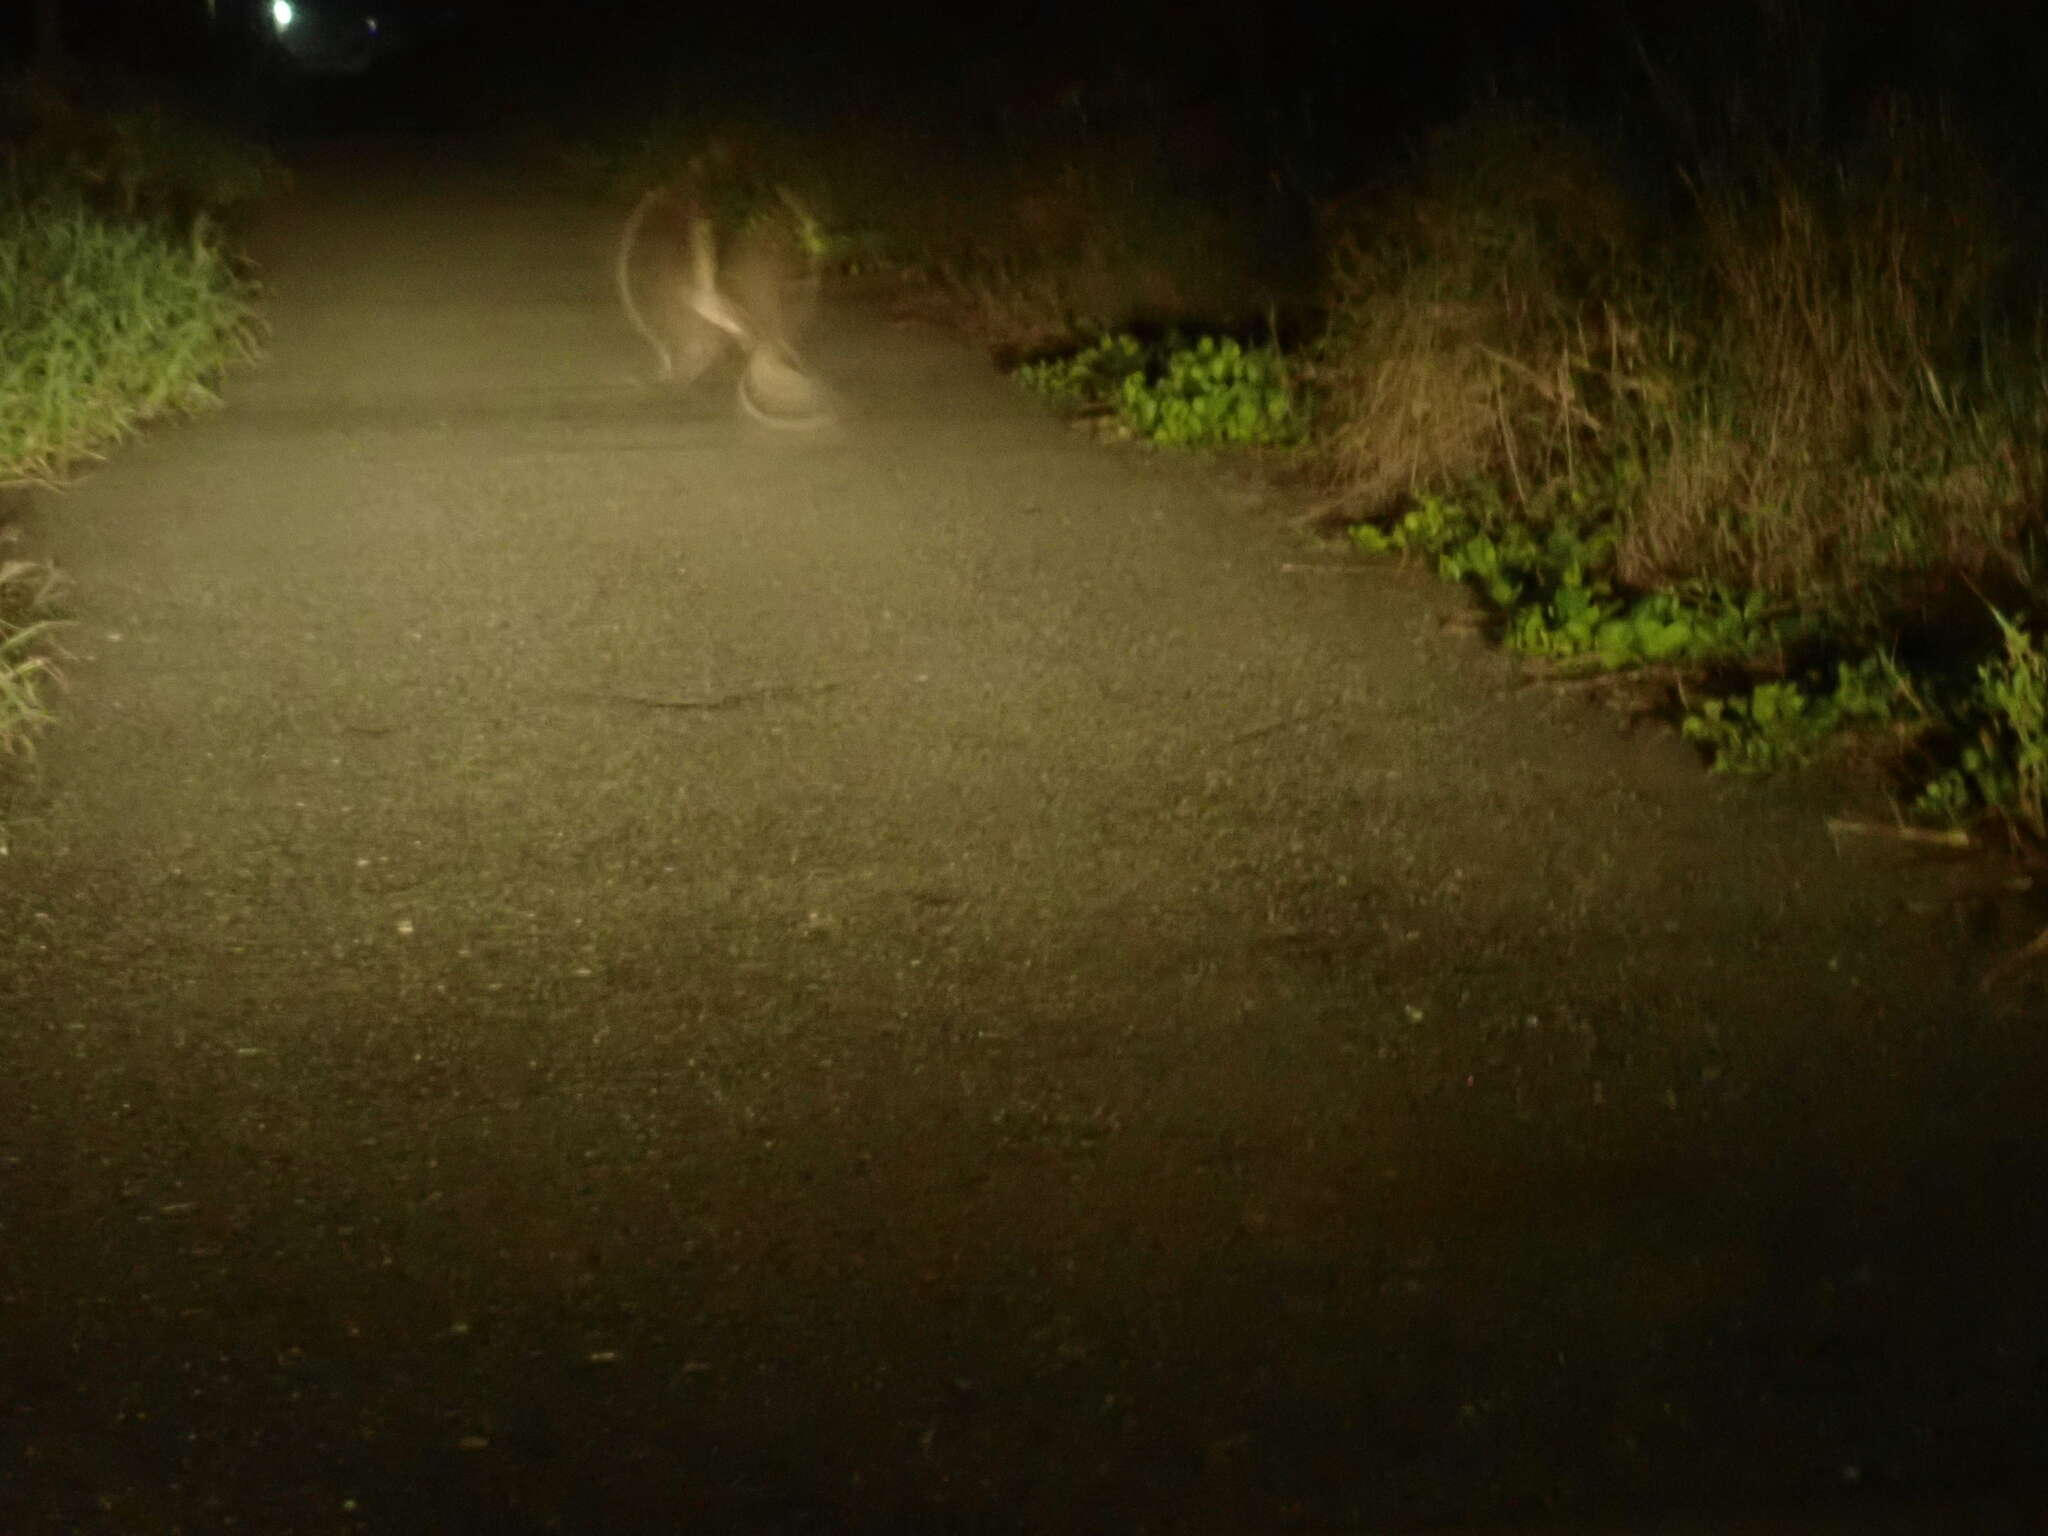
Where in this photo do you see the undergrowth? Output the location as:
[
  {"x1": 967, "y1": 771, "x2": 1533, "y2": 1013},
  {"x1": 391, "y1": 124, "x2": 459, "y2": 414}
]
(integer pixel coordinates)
[
  {"x1": 1350, "y1": 488, "x2": 2048, "y2": 845},
  {"x1": 1319, "y1": 96, "x2": 2047, "y2": 853},
  {"x1": 0, "y1": 77, "x2": 269, "y2": 777},
  {"x1": 1909, "y1": 609, "x2": 2048, "y2": 841},
  {"x1": 0, "y1": 194, "x2": 259, "y2": 486},
  {"x1": 573, "y1": 85, "x2": 2048, "y2": 847},
  {"x1": 1351, "y1": 494, "x2": 1821, "y2": 670},
  {"x1": 1016, "y1": 330, "x2": 1307, "y2": 448},
  {"x1": 0, "y1": 65, "x2": 273, "y2": 489}
]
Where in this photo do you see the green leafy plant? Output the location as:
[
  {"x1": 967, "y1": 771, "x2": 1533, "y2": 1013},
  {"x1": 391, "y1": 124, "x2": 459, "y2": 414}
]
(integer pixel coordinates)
[
  {"x1": 1014, "y1": 332, "x2": 1146, "y2": 405},
  {"x1": 1350, "y1": 495, "x2": 1805, "y2": 670},
  {"x1": 1017, "y1": 331, "x2": 1306, "y2": 448},
  {"x1": 1350, "y1": 493, "x2": 1957, "y2": 787},
  {"x1": 1680, "y1": 658, "x2": 1903, "y2": 774},
  {"x1": 1352, "y1": 495, "x2": 1615, "y2": 604},
  {"x1": 1511, "y1": 585, "x2": 1805, "y2": 671},
  {"x1": 1912, "y1": 608, "x2": 2048, "y2": 837},
  {"x1": 1116, "y1": 336, "x2": 1305, "y2": 448}
]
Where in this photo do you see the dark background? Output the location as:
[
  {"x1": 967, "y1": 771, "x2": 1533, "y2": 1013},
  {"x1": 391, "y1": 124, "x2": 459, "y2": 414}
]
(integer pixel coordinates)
[{"x1": 11, "y1": 2, "x2": 2048, "y2": 198}]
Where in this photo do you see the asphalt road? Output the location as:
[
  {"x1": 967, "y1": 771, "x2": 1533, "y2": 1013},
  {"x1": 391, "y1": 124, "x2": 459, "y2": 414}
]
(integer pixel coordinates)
[{"x1": 2, "y1": 139, "x2": 2044, "y2": 1534}]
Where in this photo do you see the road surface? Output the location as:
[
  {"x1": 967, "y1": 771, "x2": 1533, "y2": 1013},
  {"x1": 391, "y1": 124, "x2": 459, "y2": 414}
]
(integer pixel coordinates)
[{"x1": 1, "y1": 137, "x2": 2042, "y2": 1533}]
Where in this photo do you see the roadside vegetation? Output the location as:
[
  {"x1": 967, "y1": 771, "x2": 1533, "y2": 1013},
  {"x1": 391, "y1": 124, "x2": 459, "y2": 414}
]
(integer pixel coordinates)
[
  {"x1": 1320, "y1": 100, "x2": 2046, "y2": 864},
  {"x1": 976, "y1": 87, "x2": 2045, "y2": 887},
  {"x1": 562, "y1": 11, "x2": 2048, "y2": 893},
  {"x1": 0, "y1": 544, "x2": 62, "y2": 804},
  {"x1": 563, "y1": 56, "x2": 1314, "y2": 355},
  {"x1": 0, "y1": 73, "x2": 280, "y2": 764}
]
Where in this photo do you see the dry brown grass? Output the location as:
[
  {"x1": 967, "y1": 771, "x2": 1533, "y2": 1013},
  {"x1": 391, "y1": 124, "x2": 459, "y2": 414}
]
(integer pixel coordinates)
[
  {"x1": 1318, "y1": 97, "x2": 2042, "y2": 620},
  {"x1": 1318, "y1": 110, "x2": 1640, "y2": 521},
  {"x1": 1622, "y1": 100, "x2": 2029, "y2": 606}
]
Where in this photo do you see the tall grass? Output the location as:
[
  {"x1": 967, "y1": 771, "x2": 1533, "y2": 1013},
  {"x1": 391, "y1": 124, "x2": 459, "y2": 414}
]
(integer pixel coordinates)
[
  {"x1": 1319, "y1": 110, "x2": 1640, "y2": 521},
  {"x1": 1625, "y1": 102, "x2": 2039, "y2": 612},
  {"x1": 0, "y1": 194, "x2": 260, "y2": 487},
  {"x1": 0, "y1": 542, "x2": 62, "y2": 768},
  {"x1": 1319, "y1": 100, "x2": 2045, "y2": 626},
  {"x1": 0, "y1": 75, "x2": 273, "y2": 488}
]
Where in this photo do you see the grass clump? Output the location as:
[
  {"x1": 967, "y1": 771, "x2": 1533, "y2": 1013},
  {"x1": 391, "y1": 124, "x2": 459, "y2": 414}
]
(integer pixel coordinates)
[
  {"x1": 0, "y1": 76, "x2": 271, "y2": 486},
  {"x1": 0, "y1": 78, "x2": 275, "y2": 828},
  {"x1": 564, "y1": 67, "x2": 1311, "y2": 358},
  {"x1": 0, "y1": 194, "x2": 260, "y2": 486},
  {"x1": 1319, "y1": 98, "x2": 2043, "y2": 620},
  {"x1": 1352, "y1": 492, "x2": 1815, "y2": 671},
  {"x1": 1318, "y1": 109, "x2": 1642, "y2": 523}
]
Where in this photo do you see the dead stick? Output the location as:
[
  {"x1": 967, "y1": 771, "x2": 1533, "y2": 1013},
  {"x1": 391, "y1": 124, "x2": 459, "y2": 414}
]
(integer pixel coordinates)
[
  {"x1": 1983, "y1": 924, "x2": 2048, "y2": 992},
  {"x1": 584, "y1": 683, "x2": 841, "y2": 712},
  {"x1": 1824, "y1": 817, "x2": 1973, "y2": 850}
]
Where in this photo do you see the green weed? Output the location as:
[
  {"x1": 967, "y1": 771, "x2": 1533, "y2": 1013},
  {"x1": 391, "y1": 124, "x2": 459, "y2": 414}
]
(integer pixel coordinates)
[
  {"x1": 1353, "y1": 484, "x2": 2048, "y2": 838},
  {"x1": 1117, "y1": 336, "x2": 1305, "y2": 448}
]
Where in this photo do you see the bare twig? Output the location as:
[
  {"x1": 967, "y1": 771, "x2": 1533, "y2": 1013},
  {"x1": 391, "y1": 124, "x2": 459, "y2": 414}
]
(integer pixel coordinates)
[
  {"x1": 1824, "y1": 817, "x2": 1973, "y2": 850},
  {"x1": 1519, "y1": 660, "x2": 1694, "y2": 689},
  {"x1": 1477, "y1": 344, "x2": 1602, "y2": 433},
  {"x1": 1982, "y1": 924, "x2": 2048, "y2": 992},
  {"x1": 1492, "y1": 368, "x2": 1527, "y2": 508}
]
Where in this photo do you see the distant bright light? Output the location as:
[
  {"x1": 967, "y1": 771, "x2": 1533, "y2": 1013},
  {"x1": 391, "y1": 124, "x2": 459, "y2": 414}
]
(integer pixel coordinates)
[{"x1": 270, "y1": 0, "x2": 294, "y2": 29}]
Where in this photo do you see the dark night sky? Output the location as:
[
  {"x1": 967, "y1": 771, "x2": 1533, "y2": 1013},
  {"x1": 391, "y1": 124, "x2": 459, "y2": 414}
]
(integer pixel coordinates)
[{"x1": 7, "y1": 0, "x2": 2048, "y2": 191}]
